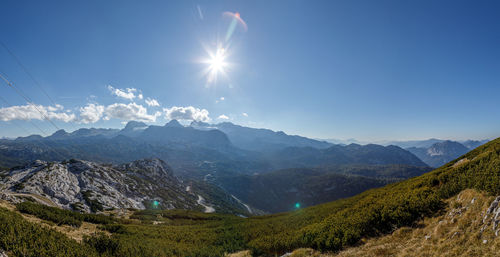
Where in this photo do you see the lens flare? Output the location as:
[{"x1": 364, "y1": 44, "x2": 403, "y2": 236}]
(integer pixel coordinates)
[{"x1": 223, "y1": 11, "x2": 248, "y2": 42}]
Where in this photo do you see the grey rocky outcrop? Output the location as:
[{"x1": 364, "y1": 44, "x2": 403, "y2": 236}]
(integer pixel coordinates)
[
  {"x1": 481, "y1": 196, "x2": 500, "y2": 235},
  {"x1": 0, "y1": 159, "x2": 199, "y2": 213}
]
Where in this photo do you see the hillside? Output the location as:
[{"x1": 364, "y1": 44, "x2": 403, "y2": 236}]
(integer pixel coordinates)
[
  {"x1": 215, "y1": 165, "x2": 431, "y2": 213},
  {"x1": 334, "y1": 189, "x2": 500, "y2": 257},
  {"x1": 0, "y1": 137, "x2": 498, "y2": 256},
  {"x1": 284, "y1": 189, "x2": 500, "y2": 256}
]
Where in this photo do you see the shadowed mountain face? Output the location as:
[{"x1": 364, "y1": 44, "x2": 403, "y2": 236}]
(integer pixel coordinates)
[
  {"x1": 266, "y1": 144, "x2": 428, "y2": 168},
  {"x1": 0, "y1": 121, "x2": 427, "y2": 175},
  {"x1": 214, "y1": 165, "x2": 431, "y2": 213},
  {"x1": 191, "y1": 121, "x2": 332, "y2": 152}
]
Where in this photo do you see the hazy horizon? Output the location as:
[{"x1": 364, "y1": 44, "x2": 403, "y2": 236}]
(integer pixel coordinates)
[{"x1": 1, "y1": 119, "x2": 492, "y2": 144}]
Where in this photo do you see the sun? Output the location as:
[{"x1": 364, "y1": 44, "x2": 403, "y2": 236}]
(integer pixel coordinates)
[
  {"x1": 202, "y1": 47, "x2": 228, "y2": 84},
  {"x1": 209, "y1": 47, "x2": 227, "y2": 73}
]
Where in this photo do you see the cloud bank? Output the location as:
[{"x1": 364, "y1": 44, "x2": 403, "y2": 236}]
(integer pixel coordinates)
[
  {"x1": 105, "y1": 103, "x2": 161, "y2": 122},
  {"x1": 0, "y1": 104, "x2": 75, "y2": 122},
  {"x1": 164, "y1": 106, "x2": 211, "y2": 122}
]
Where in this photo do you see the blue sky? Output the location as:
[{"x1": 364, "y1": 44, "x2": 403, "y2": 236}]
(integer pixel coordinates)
[{"x1": 0, "y1": 0, "x2": 499, "y2": 141}]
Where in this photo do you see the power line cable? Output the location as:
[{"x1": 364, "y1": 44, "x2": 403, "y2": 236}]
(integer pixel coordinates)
[
  {"x1": 0, "y1": 40, "x2": 58, "y2": 106},
  {"x1": 0, "y1": 94, "x2": 68, "y2": 161},
  {"x1": 0, "y1": 41, "x2": 81, "y2": 132},
  {"x1": 0, "y1": 72, "x2": 61, "y2": 131}
]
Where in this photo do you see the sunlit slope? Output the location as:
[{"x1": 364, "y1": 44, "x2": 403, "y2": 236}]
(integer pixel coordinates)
[
  {"x1": 282, "y1": 189, "x2": 500, "y2": 256},
  {"x1": 238, "y1": 136, "x2": 500, "y2": 255}
]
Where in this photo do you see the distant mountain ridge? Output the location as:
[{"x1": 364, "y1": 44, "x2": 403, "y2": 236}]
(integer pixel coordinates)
[
  {"x1": 407, "y1": 139, "x2": 489, "y2": 167},
  {"x1": 0, "y1": 121, "x2": 428, "y2": 175},
  {"x1": 267, "y1": 143, "x2": 428, "y2": 168},
  {"x1": 190, "y1": 121, "x2": 332, "y2": 152}
]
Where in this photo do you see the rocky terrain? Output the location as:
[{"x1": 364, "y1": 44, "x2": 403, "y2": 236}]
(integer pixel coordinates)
[{"x1": 0, "y1": 158, "x2": 252, "y2": 215}]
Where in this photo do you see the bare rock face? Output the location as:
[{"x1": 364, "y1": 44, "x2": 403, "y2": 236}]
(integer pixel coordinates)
[
  {"x1": 481, "y1": 196, "x2": 500, "y2": 235},
  {"x1": 0, "y1": 159, "x2": 200, "y2": 213}
]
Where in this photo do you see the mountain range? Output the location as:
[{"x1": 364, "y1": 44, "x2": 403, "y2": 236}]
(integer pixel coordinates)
[
  {"x1": 0, "y1": 120, "x2": 491, "y2": 220},
  {"x1": 0, "y1": 121, "x2": 428, "y2": 173},
  {"x1": 0, "y1": 120, "x2": 442, "y2": 219}
]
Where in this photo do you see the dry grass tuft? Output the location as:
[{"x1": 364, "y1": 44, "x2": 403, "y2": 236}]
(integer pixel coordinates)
[{"x1": 226, "y1": 250, "x2": 252, "y2": 257}]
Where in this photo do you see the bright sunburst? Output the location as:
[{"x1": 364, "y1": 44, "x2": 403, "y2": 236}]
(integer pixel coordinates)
[
  {"x1": 201, "y1": 46, "x2": 229, "y2": 84},
  {"x1": 209, "y1": 47, "x2": 227, "y2": 73},
  {"x1": 206, "y1": 47, "x2": 227, "y2": 83}
]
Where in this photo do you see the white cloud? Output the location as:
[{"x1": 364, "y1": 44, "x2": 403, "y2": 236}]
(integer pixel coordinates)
[
  {"x1": 105, "y1": 102, "x2": 161, "y2": 122},
  {"x1": 215, "y1": 96, "x2": 225, "y2": 103},
  {"x1": 242, "y1": 112, "x2": 248, "y2": 117},
  {"x1": 107, "y1": 85, "x2": 137, "y2": 100},
  {"x1": 217, "y1": 114, "x2": 229, "y2": 120},
  {"x1": 0, "y1": 104, "x2": 75, "y2": 122},
  {"x1": 138, "y1": 94, "x2": 143, "y2": 100},
  {"x1": 47, "y1": 104, "x2": 63, "y2": 112},
  {"x1": 79, "y1": 103, "x2": 104, "y2": 124},
  {"x1": 145, "y1": 98, "x2": 160, "y2": 107},
  {"x1": 163, "y1": 106, "x2": 211, "y2": 122}
]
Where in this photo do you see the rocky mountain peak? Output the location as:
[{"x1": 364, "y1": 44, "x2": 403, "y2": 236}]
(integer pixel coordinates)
[
  {"x1": 165, "y1": 119, "x2": 183, "y2": 128},
  {"x1": 190, "y1": 121, "x2": 210, "y2": 127},
  {"x1": 123, "y1": 121, "x2": 148, "y2": 131},
  {"x1": 49, "y1": 129, "x2": 69, "y2": 138}
]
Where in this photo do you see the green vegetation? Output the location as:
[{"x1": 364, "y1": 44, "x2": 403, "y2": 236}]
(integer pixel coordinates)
[
  {"x1": 0, "y1": 207, "x2": 97, "y2": 257},
  {"x1": 1, "y1": 137, "x2": 500, "y2": 256},
  {"x1": 17, "y1": 201, "x2": 116, "y2": 227},
  {"x1": 82, "y1": 190, "x2": 104, "y2": 212}
]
